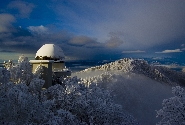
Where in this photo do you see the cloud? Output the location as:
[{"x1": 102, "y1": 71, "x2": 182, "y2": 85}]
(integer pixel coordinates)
[
  {"x1": 54, "y1": 0, "x2": 185, "y2": 51},
  {"x1": 122, "y1": 50, "x2": 145, "y2": 53},
  {"x1": 8, "y1": 1, "x2": 35, "y2": 18},
  {"x1": 105, "y1": 32, "x2": 124, "y2": 48},
  {"x1": 1, "y1": 0, "x2": 185, "y2": 60},
  {"x1": 69, "y1": 36, "x2": 103, "y2": 48},
  {"x1": 3, "y1": 41, "x2": 26, "y2": 46},
  {"x1": 122, "y1": 1, "x2": 185, "y2": 47},
  {"x1": 0, "y1": 26, "x2": 119, "y2": 60},
  {"x1": 181, "y1": 48, "x2": 185, "y2": 51},
  {"x1": 2, "y1": 1, "x2": 174, "y2": 61},
  {"x1": 0, "y1": 50, "x2": 15, "y2": 53},
  {"x1": 0, "y1": 35, "x2": 38, "y2": 54},
  {"x1": 155, "y1": 49, "x2": 182, "y2": 53},
  {"x1": 0, "y1": 13, "x2": 15, "y2": 33},
  {"x1": 27, "y1": 25, "x2": 48, "y2": 34}
]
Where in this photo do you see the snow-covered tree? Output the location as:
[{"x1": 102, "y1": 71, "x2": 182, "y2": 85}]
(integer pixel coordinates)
[
  {"x1": 156, "y1": 86, "x2": 185, "y2": 124},
  {"x1": 47, "y1": 76, "x2": 138, "y2": 124},
  {"x1": 0, "y1": 67, "x2": 10, "y2": 84},
  {"x1": 0, "y1": 56, "x2": 138, "y2": 124},
  {"x1": 75, "y1": 58, "x2": 185, "y2": 85},
  {"x1": 182, "y1": 68, "x2": 185, "y2": 73},
  {"x1": 3, "y1": 55, "x2": 34, "y2": 85}
]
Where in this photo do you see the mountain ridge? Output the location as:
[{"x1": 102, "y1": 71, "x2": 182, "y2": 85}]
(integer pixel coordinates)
[{"x1": 74, "y1": 58, "x2": 185, "y2": 86}]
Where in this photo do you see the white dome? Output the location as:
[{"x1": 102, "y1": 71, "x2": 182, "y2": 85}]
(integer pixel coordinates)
[{"x1": 35, "y1": 44, "x2": 65, "y2": 60}]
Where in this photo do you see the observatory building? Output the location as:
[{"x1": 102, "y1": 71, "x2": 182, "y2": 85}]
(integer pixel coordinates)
[{"x1": 30, "y1": 44, "x2": 71, "y2": 88}]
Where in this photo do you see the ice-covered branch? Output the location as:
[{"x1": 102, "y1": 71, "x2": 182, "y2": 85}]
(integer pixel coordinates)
[{"x1": 156, "y1": 86, "x2": 185, "y2": 124}]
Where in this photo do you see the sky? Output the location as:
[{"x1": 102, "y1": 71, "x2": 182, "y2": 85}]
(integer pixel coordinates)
[{"x1": 0, "y1": 0, "x2": 185, "y2": 62}]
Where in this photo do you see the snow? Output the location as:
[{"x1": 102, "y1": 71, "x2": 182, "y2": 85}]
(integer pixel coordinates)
[
  {"x1": 73, "y1": 58, "x2": 185, "y2": 85},
  {"x1": 36, "y1": 44, "x2": 65, "y2": 60},
  {"x1": 72, "y1": 58, "x2": 185, "y2": 124},
  {"x1": 1, "y1": 56, "x2": 185, "y2": 124},
  {"x1": 0, "y1": 55, "x2": 138, "y2": 125},
  {"x1": 29, "y1": 60, "x2": 54, "y2": 63},
  {"x1": 156, "y1": 86, "x2": 185, "y2": 124},
  {"x1": 183, "y1": 68, "x2": 185, "y2": 72}
]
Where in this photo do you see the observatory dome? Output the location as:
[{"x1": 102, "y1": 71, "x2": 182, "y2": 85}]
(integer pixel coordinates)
[{"x1": 35, "y1": 44, "x2": 65, "y2": 60}]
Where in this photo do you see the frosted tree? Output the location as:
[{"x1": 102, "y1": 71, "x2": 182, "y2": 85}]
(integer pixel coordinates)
[
  {"x1": 0, "y1": 56, "x2": 55, "y2": 124},
  {"x1": 3, "y1": 55, "x2": 44, "y2": 85},
  {"x1": 0, "y1": 55, "x2": 138, "y2": 124},
  {"x1": 182, "y1": 68, "x2": 185, "y2": 73},
  {"x1": 46, "y1": 76, "x2": 138, "y2": 125},
  {"x1": 156, "y1": 86, "x2": 185, "y2": 124},
  {"x1": 3, "y1": 55, "x2": 34, "y2": 85},
  {"x1": 0, "y1": 67, "x2": 10, "y2": 84}
]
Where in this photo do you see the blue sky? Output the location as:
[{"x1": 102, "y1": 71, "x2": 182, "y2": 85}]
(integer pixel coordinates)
[{"x1": 0, "y1": 0, "x2": 185, "y2": 61}]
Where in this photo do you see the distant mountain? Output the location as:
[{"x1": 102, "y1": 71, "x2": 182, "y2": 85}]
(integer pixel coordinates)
[{"x1": 74, "y1": 58, "x2": 185, "y2": 86}]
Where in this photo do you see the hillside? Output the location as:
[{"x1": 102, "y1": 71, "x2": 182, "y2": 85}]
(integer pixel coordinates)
[
  {"x1": 72, "y1": 58, "x2": 185, "y2": 124},
  {"x1": 74, "y1": 58, "x2": 185, "y2": 86}
]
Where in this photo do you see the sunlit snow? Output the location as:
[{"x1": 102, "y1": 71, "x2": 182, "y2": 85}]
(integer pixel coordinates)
[{"x1": 36, "y1": 44, "x2": 65, "y2": 59}]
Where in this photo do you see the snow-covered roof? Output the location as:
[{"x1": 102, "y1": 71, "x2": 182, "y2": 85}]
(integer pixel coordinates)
[{"x1": 35, "y1": 44, "x2": 65, "y2": 60}]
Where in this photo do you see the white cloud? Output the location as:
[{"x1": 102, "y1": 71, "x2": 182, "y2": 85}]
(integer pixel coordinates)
[
  {"x1": 0, "y1": 13, "x2": 15, "y2": 33},
  {"x1": 181, "y1": 48, "x2": 185, "y2": 51},
  {"x1": 8, "y1": 1, "x2": 35, "y2": 18},
  {"x1": 122, "y1": 50, "x2": 145, "y2": 53},
  {"x1": 155, "y1": 49, "x2": 182, "y2": 53},
  {"x1": 27, "y1": 25, "x2": 48, "y2": 34}
]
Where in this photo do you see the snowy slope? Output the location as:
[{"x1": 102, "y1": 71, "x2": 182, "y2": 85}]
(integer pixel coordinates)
[
  {"x1": 72, "y1": 58, "x2": 185, "y2": 124},
  {"x1": 74, "y1": 58, "x2": 185, "y2": 86}
]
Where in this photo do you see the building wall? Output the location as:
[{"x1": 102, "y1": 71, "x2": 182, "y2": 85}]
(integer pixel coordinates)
[
  {"x1": 30, "y1": 60, "x2": 70, "y2": 88},
  {"x1": 54, "y1": 71, "x2": 71, "y2": 77},
  {"x1": 31, "y1": 62, "x2": 53, "y2": 88},
  {"x1": 52, "y1": 62, "x2": 65, "y2": 71}
]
